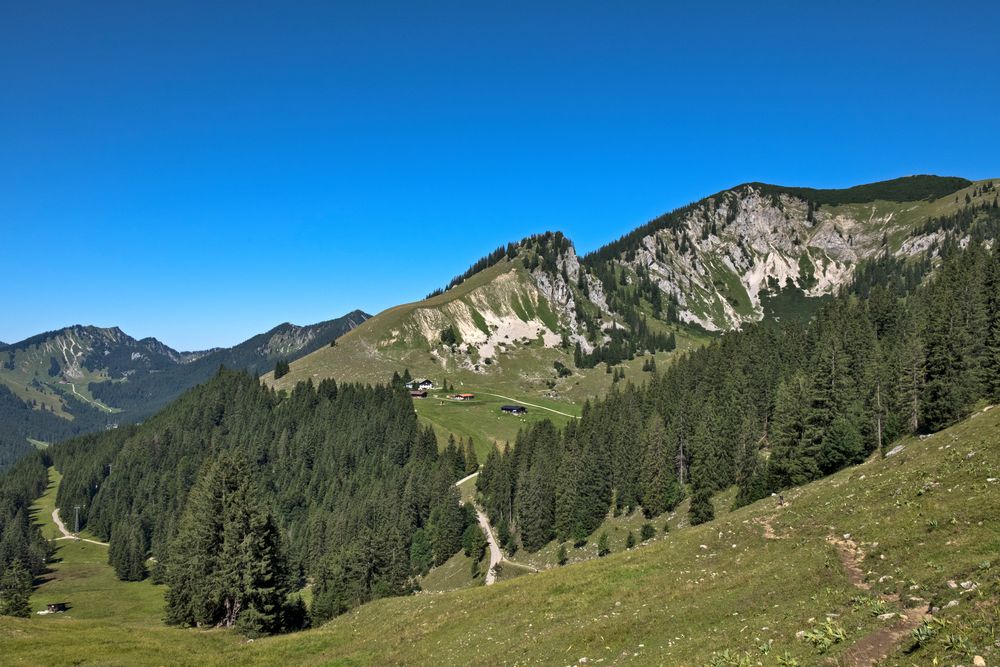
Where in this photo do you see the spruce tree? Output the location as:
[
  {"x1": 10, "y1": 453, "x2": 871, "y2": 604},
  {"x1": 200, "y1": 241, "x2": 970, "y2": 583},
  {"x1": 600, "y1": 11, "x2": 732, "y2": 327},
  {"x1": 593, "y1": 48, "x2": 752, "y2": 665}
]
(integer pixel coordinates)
[
  {"x1": 767, "y1": 372, "x2": 819, "y2": 489},
  {"x1": 462, "y1": 524, "x2": 487, "y2": 562},
  {"x1": 819, "y1": 418, "x2": 864, "y2": 474},
  {"x1": 515, "y1": 465, "x2": 554, "y2": 552},
  {"x1": 109, "y1": 519, "x2": 147, "y2": 582},
  {"x1": 554, "y1": 435, "x2": 584, "y2": 540},
  {"x1": 0, "y1": 559, "x2": 32, "y2": 617},
  {"x1": 165, "y1": 454, "x2": 293, "y2": 635},
  {"x1": 640, "y1": 522, "x2": 656, "y2": 541},
  {"x1": 733, "y1": 416, "x2": 767, "y2": 509},
  {"x1": 463, "y1": 439, "x2": 479, "y2": 475},
  {"x1": 597, "y1": 531, "x2": 610, "y2": 557},
  {"x1": 688, "y1": 462, "x2": 715, "y2": 526},
  {"x1": 985, "y1": 245, "x2": 1000, "y2": 402},
  {"x1": 639, "y1": 416, "x2": 684, "y2": 517},
  {"x1": 428, "y1": 488, "x2": 465, "y2": 566},
  {"x1": 409, "y1": 528, "x2": 432, "y2": 576}
]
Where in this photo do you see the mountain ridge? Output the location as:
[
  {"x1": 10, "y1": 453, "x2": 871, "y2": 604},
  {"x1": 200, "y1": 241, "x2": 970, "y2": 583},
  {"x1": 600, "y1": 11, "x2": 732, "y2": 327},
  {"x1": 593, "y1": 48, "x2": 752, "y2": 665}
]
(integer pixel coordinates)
[
  {"x1": 0, "y1": 310, "x2": 369, "y2": 462},
  {"x1": 271, "y1": 175, "x2": 996, "y2": 388}
]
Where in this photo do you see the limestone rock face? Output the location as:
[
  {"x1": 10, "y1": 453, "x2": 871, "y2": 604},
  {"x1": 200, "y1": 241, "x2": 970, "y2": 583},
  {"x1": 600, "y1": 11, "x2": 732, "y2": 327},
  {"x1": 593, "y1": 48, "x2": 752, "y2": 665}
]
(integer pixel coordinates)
[{"x1": 610, "y1": 185, "x2": 958, "y2": 331}]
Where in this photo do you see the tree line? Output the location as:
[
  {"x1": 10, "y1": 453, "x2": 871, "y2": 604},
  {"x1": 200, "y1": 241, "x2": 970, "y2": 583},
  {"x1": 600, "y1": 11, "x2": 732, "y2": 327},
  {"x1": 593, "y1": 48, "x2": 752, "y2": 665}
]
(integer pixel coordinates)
[{"x1": 0, "y1": 451, "x2": 52, "y2": 616}]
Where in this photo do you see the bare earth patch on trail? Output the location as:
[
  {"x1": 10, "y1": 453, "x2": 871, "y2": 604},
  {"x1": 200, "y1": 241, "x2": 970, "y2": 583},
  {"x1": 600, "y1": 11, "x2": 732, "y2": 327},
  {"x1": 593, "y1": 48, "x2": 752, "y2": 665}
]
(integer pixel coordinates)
[{"x1": 827, "y1": 534, "x2": 931, "y2": 666}]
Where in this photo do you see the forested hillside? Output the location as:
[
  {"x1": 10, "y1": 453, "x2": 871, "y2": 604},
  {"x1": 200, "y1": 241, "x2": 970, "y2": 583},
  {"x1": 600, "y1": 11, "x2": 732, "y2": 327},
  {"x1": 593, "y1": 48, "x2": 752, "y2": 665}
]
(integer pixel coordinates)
[
  {"x1": 480, "y1": 236, "x2": 1000, "y2": 553},
  {"x1": 0, "y1": 451, "x2": 52, "y2": 616},
  {"x1": 50, "y1": 369, "x2": 480, "y2": 633},
  {"x1": 0, "y1": 311, "x2": 368, "y2": 467}
]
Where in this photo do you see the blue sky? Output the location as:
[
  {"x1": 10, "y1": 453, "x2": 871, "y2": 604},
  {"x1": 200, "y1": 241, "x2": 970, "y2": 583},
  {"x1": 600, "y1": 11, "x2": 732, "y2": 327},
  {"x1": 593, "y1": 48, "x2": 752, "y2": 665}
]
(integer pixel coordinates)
[{"x1": 3, "y1": 1, "x2": 999, "y2": 350}]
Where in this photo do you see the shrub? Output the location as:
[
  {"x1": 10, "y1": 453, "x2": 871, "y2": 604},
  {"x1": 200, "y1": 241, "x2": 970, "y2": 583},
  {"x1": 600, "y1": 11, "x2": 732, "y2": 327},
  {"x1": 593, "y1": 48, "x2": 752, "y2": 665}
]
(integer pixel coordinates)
[
  {"x1": 597, "y1": 531, "x2": 610, "y2": 557},
  {"x1": 640, "y1": 522, "x2": 656, "y2": 541}
]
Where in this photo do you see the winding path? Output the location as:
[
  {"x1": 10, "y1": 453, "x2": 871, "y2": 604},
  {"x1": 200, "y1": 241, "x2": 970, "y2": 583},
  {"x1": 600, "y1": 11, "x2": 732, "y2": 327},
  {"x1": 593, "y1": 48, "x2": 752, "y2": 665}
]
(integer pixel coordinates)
[
  {"x1": 455, "y1": 471, "x2": 504, "y2": 585},
  {"x1": 60, "y1": 381, "x2": 114, "y2": 413},
  {"x1": 474, "y1": 504, "x2": 504, "y2": 585},
  {"x1": 52, "y1": 508, "x2": 109, "y2": 546},
  {"x1": 479, "y1": 393, "x2": 580, "y2": 419},
  {"x1": 828, "y1": 534, "x2": 930, "y2": 666}
]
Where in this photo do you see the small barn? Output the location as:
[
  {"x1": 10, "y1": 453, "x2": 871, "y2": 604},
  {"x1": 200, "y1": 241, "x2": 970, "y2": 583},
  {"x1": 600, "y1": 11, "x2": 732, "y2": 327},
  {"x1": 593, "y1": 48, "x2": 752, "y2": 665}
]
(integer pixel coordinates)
[
  {"x1": 454, "y1": 393, "x2": 475, "y2": 401},
  {"x1": 410, "y1": 390, "x2": 428, "y2": 398},
  {"x1": 500, "y1": 405, "x2": 527, "y2": 415}
]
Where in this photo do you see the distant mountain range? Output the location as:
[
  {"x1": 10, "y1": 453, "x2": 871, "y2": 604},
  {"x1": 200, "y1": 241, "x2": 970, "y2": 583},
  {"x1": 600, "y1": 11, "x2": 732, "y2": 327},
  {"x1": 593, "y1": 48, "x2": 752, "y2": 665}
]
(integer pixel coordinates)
[{"x1": 0, "y1": 310, "x2": 368, "y2": 465}]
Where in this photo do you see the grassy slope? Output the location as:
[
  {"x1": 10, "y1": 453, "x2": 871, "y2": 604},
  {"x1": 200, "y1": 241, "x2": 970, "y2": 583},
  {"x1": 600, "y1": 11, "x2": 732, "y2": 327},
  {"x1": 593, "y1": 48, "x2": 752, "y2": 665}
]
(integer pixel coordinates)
[
  {"x1": 4, "y1": 406, "x2": 997, "y2": 665},
  {"x1": 4, "y1": 468, "x2": 242, "y2": 666},
  {"x1": 0, "y1": 347, "x2": 114, "y2": 419},
  {"x1": 264, "y1": 258, "x2": 704, "y2": 456},
  {"x1": 812, "y1": 177, "x2": 997, "y2": 254},
  {"x1": 418, "y1": 550, "x2": 484, "y2": 593},
  {"x1": 413, "y1": 389, "x2": 575, "y2": 460},
  {"x1": 253, "y1": 404, "x2": 1000, "y2": 666}
]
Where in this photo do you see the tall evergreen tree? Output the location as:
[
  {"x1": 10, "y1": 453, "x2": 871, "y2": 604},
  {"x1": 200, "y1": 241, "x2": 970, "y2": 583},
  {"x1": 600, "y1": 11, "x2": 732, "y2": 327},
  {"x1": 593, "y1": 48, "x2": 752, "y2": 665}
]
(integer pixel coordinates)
[
  {"x1": 109, "y1": 519, "x2": 147, "y2": 581},
  {"x1": 639, "y1": 416, "x2": 683, "y2": 517},
  {"x1": 427, "y1": 488, "x2": 465, "y2": 566},
  {"x1": 165, "y1": 454, "x2": 294, "y2": 635},
  {"x1": 767, "y1": 372, "x2": 819, "y2": 489},
  {"x1": 687, "y1": 463, "x2": 715, "y2": 526},
  {"x1": 463, "y1": 439, "x2": 479, "y2": 475},
  {"x1": 409, "y1": 528, "x2": 432, "y2": 576},
  {"x1": 984, "y1": 245, "x2": 1000, "y2": 402},
  {"x1": 733, "y1": 416, "x2": 767, "y2": 509},
  {"x1": 0, "y1": 559, "x2": 32, "y2": 617},
  {"x1": 515, "y1": 465, "x2": 554, "y2": 552}
]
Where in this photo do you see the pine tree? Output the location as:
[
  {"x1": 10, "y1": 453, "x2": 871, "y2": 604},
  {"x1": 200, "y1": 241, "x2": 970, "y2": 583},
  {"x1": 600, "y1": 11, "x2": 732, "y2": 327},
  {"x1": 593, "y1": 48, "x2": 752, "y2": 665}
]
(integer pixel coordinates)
[
  {"x1": 733, "y1": 416, "x2": 767, "y2": 509},
  {"x1": 985, "y1": 245, "x2": 1000, "y2": 402},
  {"x1": 463, "y1": 439, "x2": 479, "y2": 475},
  {"x1": 273, "y1": 359, "x2": 290, "y2": 380},
  {"x1": 640, "y1": 522, "x2": 656, "y2": 541},
  {"x1": 597, "y1": 531, "x2": 610, "y2": 557},
  {"x1": 0, "y1": 559, "x2": 32, "y2": 617},
  {"x1": 109, "y1": 519, "x2": 147, "y2": 581},
  {"x1": 921, "y1": 249, "x2": 988, "y2": 430},
  {"x1": 557, "y1": 543, "x2": 568, "y2": 565},
  {"x1": 554, "y1": 435, "x2": 584, "y2": 540},
  {"x1": 625, "y1": 530, "x2": 636, "y2": 549},
  {"x1": 767, "y1": 372, "x2": 820, "y2": 489},
  {"x1": 428, "y1": 488, "x2": 465, "y2": 566},
  {"x1": 639, "y1": 416, "x2": 683, "y2": 517},
  {"x1": 688, "y1": 461, "x2": 715, "y2": 526},
  {"x1": 165, "y1": 454, "x2": 294, "y2": 635},
  {"x1": 462, "y1": 524, "x2": 487, "y2": 562},
  {"x1": 897, "y1": 311, "x2": 925, "y2": 433},
  {"x1": 804, "y1": 327, "x2": 857, "y2": 466},
  {"x1": 819, "y1": 418, "x2": 864, "y2": 474},
  {"x1": 515, "y1": 465, "x2": 554, "y2": 552},
  {"x1": 409, "y1": 528, "x2": 432, "y2": 576}
]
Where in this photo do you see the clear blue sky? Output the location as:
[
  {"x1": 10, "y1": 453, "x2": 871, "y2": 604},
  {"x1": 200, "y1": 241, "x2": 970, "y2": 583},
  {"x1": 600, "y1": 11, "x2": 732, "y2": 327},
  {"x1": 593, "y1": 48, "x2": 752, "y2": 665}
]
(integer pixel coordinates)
[{"x1": 3, "y1": 1, "x2": 998, "y2": 350}]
